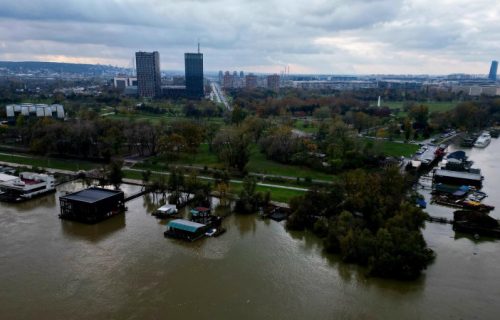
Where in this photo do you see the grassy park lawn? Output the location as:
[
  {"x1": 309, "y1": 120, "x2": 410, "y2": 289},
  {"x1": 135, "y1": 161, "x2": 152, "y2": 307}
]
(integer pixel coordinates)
[
  {"x1": 123, "y1": 169, "x2": 306, "y2": 203},
  {"x1": 136, "y1": 144, "x2": 220, "y2": 169},
  {"x1": 230, "y1": 183, "x2": 306, "y2": 203},
  {"x1": 104, "y1": 112, "x2": 225, "y2": 125},
  {"x1": 380, "y1": 101, "x2": 457, "y2": 116},
  {"x1": 246, "y1": 146, "x2": 334, "y2": 181},
  {"x1": 0, "y1": 153, "x2": 97, "y2": 171},
  {"x1": 364, "y1": 139, "x2": 419, "y2": 157},
  {"x1": 293, "y1": 119, "x2": 319, "y2": 134},
  {"x1": 135, "y1": 144, "x2": 336, "y2": 182}
]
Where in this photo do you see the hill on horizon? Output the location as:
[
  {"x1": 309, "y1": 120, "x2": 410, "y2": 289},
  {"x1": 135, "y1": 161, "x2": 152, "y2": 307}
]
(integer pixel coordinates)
[{"x1": 0, "y1": 60, "x2": 130, "y2": 75}]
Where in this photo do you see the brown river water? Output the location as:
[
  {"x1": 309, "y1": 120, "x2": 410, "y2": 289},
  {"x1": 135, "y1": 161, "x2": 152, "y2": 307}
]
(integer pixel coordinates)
[{"x1": 1, "y1": 140, "x2": 500, "y2": 319}]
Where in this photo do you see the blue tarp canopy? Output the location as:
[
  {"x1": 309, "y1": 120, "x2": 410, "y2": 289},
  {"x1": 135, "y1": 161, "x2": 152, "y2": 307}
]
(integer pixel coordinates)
[
  {"x1": 168, "y1": 219, "x2": 206, "y2": 233},
  {"x1": 416, "y1": 199, "x2": 427, "y2": 208},
  {"x1": 447, "y1": 151, "x2": 467, "y2": 161}
]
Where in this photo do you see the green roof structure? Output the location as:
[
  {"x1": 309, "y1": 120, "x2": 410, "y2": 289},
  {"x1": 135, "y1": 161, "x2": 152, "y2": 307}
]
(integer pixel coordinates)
[{"x1": 168, "y1": 219, "x2": 206, "y2": 233}]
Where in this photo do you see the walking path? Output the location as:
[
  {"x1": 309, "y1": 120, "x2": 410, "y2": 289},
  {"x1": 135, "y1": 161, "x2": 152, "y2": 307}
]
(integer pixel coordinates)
[
  {"x1": 123, "y1": 168, "x2": 309, "y2": 192},
  {"x1": 0, "y1": 158, "x2": 309, "y2": 193}
]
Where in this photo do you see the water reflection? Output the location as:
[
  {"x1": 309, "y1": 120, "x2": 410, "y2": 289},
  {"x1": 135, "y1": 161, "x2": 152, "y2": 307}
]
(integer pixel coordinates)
[
  {"x1": 142, "y1": 192, "x2": 168, "y2": 214},
  {"x1": 60, "y1": 213, "x2": 126, "y2": 243},
  {"x1": 453, "y1": 232, "x2": 499, "y2": 243},
  {"x1": 233, "y1": 213, "x2": 258, "y2": 236},
  {"x1": 1, "y1": 192, "x2": 56, "y2": 212}
]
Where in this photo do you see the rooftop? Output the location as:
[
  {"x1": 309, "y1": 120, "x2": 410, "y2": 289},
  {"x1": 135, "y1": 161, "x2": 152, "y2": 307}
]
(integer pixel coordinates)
[
  {"x1": 168, "y1": 219, "x2": 206, "y2": 233},
  {"x1": 158, "y1": 204, "x2": 177, "y2": 213},
  {"x1": 61, "y1": 187, "x2": 123, "y2": 204},
  {"x1": 0, "y1": 173, "x2": 17, "y2": 182},
  {"x1": 434, "y1": 169, "x2": 483, "y2": 181}
]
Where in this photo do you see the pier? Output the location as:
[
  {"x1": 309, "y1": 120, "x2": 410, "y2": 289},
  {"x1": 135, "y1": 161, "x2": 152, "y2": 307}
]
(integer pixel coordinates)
[
  {"x1": 124, "y1": 189, "x2": 148, "y2": 202},
  {"x1": 426, "y1": 216, "x2": 453, "y2": 224}
]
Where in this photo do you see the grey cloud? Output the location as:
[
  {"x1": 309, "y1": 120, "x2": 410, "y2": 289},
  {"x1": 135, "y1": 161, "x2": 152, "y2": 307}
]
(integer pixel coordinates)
[{"x1": 0, "y1": 0, "x2": 498, "y2": 74}]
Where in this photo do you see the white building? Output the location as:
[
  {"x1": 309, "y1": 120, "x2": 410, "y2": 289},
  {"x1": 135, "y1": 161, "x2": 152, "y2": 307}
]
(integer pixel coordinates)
[
  {"x1": 5, "y1": 104, "x2": 65, "y2": 120},
  {"x1": 113, "y1": 77, "x2": 138, "y2": 89}
]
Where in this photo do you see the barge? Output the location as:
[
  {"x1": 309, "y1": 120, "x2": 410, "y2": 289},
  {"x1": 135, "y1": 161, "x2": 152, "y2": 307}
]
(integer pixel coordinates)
[
  {"x1": 0, "y1": 172, "x2": 55, "y2": 202},
  {"x1": 432, "y1": 195, "x2": 494, "y2": 212},
  {"x1": 433, "y1": 169, "x2": 483, "y2": 187}
]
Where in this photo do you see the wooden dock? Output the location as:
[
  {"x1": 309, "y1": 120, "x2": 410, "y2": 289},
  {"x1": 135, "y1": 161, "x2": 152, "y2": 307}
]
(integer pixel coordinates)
[
  {"x1": 124, "y1": 190, "x2": 149, "y2": 202},
  {"x1": 426, "y1": 216, "x2": 453, "y2": 224}
]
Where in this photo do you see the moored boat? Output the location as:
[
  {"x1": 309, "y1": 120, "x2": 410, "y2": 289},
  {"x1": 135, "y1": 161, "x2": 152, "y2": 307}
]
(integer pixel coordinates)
[
  {"x1": 153, "y1": 204, "x2": 179, "y2": 219},
  {"x1": 0, "y1": 172, "x2": 56, "y2": 202},
  {"x1": 474, "y1": 132, "x2": 491, "y2": 148}
]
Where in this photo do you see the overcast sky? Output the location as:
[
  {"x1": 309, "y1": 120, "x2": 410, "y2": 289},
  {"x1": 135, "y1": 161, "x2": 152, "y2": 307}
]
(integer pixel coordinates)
[{"x1": 0, "y1": 0, "x2": 499, "y2": 74}]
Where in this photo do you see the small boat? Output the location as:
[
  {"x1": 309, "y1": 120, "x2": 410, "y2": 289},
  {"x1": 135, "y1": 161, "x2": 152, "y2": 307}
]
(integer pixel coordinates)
[
  {"x1": 461, "y1": 200, "x2": 495, "y2": 212},
  {"x1": 153, "y1": 204, "x2": 178, "y2": 219},
  {"x1": 205, "y1": 227, "x2": 226, "y2": 237},
  {"x1": 467, "y1": 191, "x2": 487, "y2": 202},
  {"x1": 474, "y1": 132, "x2": 491, "y2": 148}
]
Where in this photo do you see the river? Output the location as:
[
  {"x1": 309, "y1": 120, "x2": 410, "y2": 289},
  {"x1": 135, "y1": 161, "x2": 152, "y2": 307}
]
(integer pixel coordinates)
[{"x1": 1, "y1": 140, "x2": 500, "y2": 319}]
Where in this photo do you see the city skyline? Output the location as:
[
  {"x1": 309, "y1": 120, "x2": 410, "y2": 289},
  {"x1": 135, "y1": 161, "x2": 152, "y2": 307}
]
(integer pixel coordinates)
[{"x1": 0, "y1": 0, "x2": 499, "y2": 75}]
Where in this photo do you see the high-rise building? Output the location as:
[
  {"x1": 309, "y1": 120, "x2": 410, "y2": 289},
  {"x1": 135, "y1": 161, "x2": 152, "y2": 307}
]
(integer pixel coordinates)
[
  {"x1": 185, "y1": 51, "x2": 204, "y2": 99},
  {"x1": 135, "y1": 51, "x2": 161, "y2": 98},
  {"x1": 245, "y1": 74, "x2": 258, "y2": 90},
  {"x1": 223, "y1": 71, "x2": 234, "y2": 89},
  {"x1": 489, "y1": 60, "x2": 498, "y2": 81},
  {"x1": 267, "y1": 74, "x2": 280, "y2": 92},
  {"x1": 239, "y1": 71, "x2": 244, "y2": 78},
  {"x1": 218, "y1": 70, "x2": 224, "y2": 83}
]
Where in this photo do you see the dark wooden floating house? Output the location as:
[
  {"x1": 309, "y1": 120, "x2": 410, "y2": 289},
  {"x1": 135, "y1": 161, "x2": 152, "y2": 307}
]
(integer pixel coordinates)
[
  {"x1": 433, "y1": 169, "x2": 483, "y2": 187},
  {"x1": 453, "y1": 210, "x2": 500, "y2": 238},
  {"x1": 59, "y1": 187, "x2": 125, "y2": 224}
]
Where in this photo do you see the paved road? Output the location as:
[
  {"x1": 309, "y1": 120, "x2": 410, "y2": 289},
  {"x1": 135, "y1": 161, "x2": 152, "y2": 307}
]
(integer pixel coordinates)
[{"x1": 211, "y1": 82, "x2": 232, "y2": 111}]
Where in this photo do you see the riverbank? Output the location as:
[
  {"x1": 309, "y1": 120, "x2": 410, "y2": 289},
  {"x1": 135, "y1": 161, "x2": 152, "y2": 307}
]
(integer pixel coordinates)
[
  {"x1": 0, "y1": 156, "x2": 308, "y2": 203},
  {"x1": 0, "y1": 179, "x2": 499, "y2": 319}
]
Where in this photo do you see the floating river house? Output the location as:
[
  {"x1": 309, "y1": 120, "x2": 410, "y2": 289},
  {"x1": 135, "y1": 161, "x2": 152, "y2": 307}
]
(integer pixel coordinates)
[
  {"x1": 59, "y1": 187, "x2": 125, "y2": 224},
  {"x1": 0, "y1": 172, "x2": 55, "y2": 202},
  {"x1": 433, "y1": 169, "x2": 483, "y2": 187},
  {"x1": 164, "y1": 219, "x2": 208, "y2": 241}
]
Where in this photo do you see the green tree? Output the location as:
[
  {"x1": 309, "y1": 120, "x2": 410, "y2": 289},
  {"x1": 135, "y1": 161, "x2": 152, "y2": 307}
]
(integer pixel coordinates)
[
  {"x1": 231, "y1": 105, "x2": 247, "y2": 125},
  {"x1": 213, "y1": 126, "x2": 251, "y2": 172},
  {"x1": 409, "y1": 104, "x2": 429, "y2": 129},
  {"x1": 107, "y1": 160, "x2": 124, "y2": 189},
  {"x1": 234, "y1": 176, "x2": 262, "y2": 213}
]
